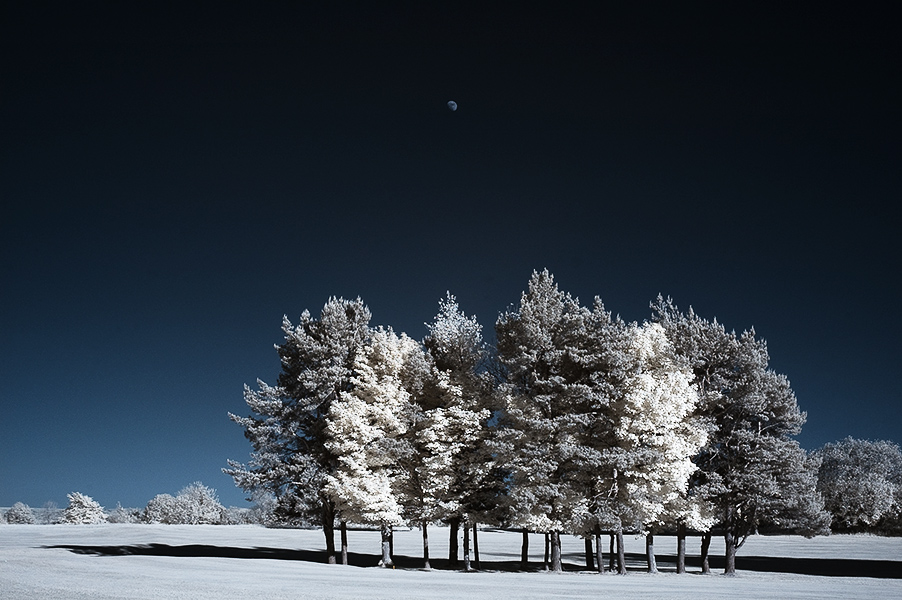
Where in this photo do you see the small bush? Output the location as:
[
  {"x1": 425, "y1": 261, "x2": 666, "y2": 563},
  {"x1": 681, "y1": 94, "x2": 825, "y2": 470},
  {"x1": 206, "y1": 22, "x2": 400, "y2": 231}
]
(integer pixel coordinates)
[
  {"x1": 7, "y1": 502, "x2": 36, "y2": 524},
  {"x1": 143, "y1": 483, "x2": 226, "y2": 524},
  {"x1": 144, "y1": 494, "x2": 180, "y2": 524},
  {"x1": 62, "y1": 492, "x2": 107, "y2": 524},
  {"x1": 107, "y1": 503, "x2": 142, "y2": 524}
]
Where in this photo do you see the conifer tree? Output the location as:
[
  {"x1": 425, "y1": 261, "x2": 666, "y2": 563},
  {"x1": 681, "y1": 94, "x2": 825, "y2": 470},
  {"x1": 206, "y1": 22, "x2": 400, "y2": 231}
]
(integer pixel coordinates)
[
  {"x1": 495, "y1": 270, "x2": 595, "y2": 572},
  {"x1": 324, "y1": 326, "x2": 418, "y2": 567},
  {"x1": 651, "y1": 296, "x2": 828, "y2": 574},
  {"x1": 226, "y1": 297, "x2": 371, "y2": 563},
  {"x1": 420, "y1": 294, "x2": 496, "y2": 567}
]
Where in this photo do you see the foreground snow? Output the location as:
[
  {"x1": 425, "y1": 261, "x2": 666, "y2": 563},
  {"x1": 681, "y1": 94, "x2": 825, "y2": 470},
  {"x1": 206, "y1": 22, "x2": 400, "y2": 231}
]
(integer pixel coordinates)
[{"x1": 1, "y1": 525, "x2": 900, "y2": 600}]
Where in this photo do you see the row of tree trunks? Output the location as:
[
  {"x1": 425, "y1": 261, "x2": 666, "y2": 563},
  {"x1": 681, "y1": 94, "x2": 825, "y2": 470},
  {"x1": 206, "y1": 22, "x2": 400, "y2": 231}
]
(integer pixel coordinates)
[{"x1": 326, "y1": 518, "x2": 736, "y2": 575}]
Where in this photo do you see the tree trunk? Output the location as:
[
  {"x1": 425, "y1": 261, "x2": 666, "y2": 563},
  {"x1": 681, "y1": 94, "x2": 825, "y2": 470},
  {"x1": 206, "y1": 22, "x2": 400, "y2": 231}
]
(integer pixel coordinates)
[
  {"x1": 724, "y1": 530, "x2": 737, "y2": 575},
  {"x1": 389, "y1": 525, "x2": 394, "y2": 560},
  {"x1": 449, "y1": 516, "x2": 460, "y2": 567},
  {"x1": 616, "y1": 528, "x2": 626, "y2": 574},
  {"x1": 422, "y1": 520, "x2": 431, "y2": 570},
  {"x1": 463, "y1": 520, "x2": 471, "y2": 571},
  {"x1": 646, "y1": 532, "x2": 658, "y2": 573},
  {"x1": 520, "y1": 529, "x2": 529, "y2": 570},
  {"x1": 380, "y1": 523, "x2": 393, "y2": 567},
  {"x1": 700, "y1": 532, "x2": 712, "y2": 574},
  {"x1": 550, "y1": 531, "x2": 562, "y2": 572},
  {"x1": 543, "y1": 532, "x2": 550, "y2": 571},
  {"x1": 472, "y1": 523, "x2": 480, "y2": 570},
  {"x1": 584, "y1": 537, "x2": 594, "y2": 570},
  {"x1": 340, "y1": 521, "x2": 348, "y2": 566},
  {"x1": 595, "y1": 531, "x2": 604, "y2": 573},
  {"x1": 676, "y1": 522, "x2": 686, "y2": 574},
  {"x1": 609, "y1": 533, "x2": 616, "y2": 572},
  {"x1": 322, "y1": 500, "x2": 336, "y2": 564}
]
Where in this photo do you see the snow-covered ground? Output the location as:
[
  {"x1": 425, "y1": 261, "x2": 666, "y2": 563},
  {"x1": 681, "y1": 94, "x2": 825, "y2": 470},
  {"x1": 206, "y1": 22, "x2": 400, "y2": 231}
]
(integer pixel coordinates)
[{"x1": 1, "y1": 524, "x2": 900, "y2": 599}]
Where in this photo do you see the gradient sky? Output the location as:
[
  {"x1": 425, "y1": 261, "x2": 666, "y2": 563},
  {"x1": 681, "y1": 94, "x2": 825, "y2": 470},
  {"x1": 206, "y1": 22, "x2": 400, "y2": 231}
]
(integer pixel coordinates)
[{"x1": 2, "y1": 4, "x2": 899, "y2": 510}]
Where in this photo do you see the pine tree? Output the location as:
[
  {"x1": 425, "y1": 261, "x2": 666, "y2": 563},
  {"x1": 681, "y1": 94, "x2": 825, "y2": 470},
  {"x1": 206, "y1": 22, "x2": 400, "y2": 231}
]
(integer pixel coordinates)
[
  {"x1": 324, "y1": 326, "x2": 418, "y2": 567},
  {"x1": 495, "y1": 270, "x2": 596, "y2": 572},
  {"x1": 225, "y1": 297, "x2": 372, "y2": 563},
  {"x1": 651, "y1": 296, "x2": 828, "y2": 574},
  {"x1": 419, "y1": 293, "x2": 496, "y2": 569}
]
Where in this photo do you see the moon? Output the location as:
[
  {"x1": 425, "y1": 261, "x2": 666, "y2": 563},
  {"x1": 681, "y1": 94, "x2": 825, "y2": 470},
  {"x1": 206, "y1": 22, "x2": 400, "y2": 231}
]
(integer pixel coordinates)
[{"x1": 447, "y1": 100, "x2": 458, "y2": 111}]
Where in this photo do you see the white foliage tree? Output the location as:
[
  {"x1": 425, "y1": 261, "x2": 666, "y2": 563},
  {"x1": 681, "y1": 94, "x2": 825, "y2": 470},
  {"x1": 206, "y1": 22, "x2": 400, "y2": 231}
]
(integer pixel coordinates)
[
  {"x1": 417, "y1": 293, "x2": 494, "y2": 570},
  {"x1": 495, "y1": 270, "x2": 598, "y2": 572},
  {"x1": 324, "y1": 326, "x2": 418, "y2": 567},
  {"x1": 815, "y1": 437, "x2": 902, "y2": 533},
  {"x1": 175, "y1": 482, "x2": 225, "y2": 524},
  {"x1": 144, "y1": 494, "x2": 180, "y2": 524},
  {"x1": 6, "y1": 502, "x2": 36, "y2": 524},
  {"x1": 651, "y1": 296, "x2": 829, "y2": 574},
  {"x1": 62, "y1": 492, "x2": 107, "y2": 524},
  {"x1": 608, "y1": 321, "x2": 710, "y2": 573},
  {"x1": 226, "y1": 297, "x2": 372, "y2": 562}
]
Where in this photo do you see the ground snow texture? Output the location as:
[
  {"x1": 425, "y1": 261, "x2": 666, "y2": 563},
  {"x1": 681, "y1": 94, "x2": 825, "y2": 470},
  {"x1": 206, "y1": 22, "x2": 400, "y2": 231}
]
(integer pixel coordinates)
[{"x1": 1, "y1": 525, "x2": 900, "y2": 599}]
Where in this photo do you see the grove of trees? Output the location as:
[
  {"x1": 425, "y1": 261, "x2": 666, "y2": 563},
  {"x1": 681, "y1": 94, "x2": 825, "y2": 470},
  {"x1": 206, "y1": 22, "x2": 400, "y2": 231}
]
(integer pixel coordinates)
[{"x1": 226, "y1": 270, "x2": 843, "y2": 574}]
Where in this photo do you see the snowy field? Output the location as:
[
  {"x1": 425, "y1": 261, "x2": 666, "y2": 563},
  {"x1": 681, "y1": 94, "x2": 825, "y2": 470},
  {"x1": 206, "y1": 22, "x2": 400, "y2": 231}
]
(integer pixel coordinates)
[{"x1": 2, "y1": 524, "x2": 901, "y2": 600}]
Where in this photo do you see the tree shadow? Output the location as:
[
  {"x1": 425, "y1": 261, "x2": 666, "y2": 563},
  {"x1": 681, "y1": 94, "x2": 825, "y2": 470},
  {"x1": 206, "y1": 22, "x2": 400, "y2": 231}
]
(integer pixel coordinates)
[{"x1": 45, "y1": 545, "x2": 902, "y2": 579}]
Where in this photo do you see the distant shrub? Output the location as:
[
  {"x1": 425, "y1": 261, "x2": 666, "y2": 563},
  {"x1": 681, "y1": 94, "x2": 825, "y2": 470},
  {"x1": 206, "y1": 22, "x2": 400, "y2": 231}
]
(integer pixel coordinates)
[
  {"x1": 7, "y1": 502, "x2": 36, "y2": 524},
  {"x1": 41, "y1": 501, "x2": 62, "y2": 524},
  {"x1": 175, "y1": 482, "x2": 225, "y2": 524},
  {"x1": 107, "y1": 503, "x2": 142, "y2": 524},
  {"x1": 62, "y1": 492, "x2": 107, "y2": 524},
  {"x1": 221, "y1": 506, "x2": 256, "y2": 525},
  {"x1": 143, "y1": 482, "x2": 226, "y2": 524},
  {"x1": 144, "y1": 493, "x2": 180, "y2": 524}
]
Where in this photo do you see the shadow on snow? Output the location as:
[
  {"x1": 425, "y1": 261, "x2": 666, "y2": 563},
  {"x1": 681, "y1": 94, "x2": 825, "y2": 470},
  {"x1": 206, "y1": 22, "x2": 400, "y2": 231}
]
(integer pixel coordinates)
[{"x1": 44, "y1": 544, "x2": 902, "y2": 579}]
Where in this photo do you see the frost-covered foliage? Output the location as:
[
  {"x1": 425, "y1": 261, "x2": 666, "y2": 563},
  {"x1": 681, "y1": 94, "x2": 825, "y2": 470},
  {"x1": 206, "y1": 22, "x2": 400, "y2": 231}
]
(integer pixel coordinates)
[
  {"x1": 495, "y1": 270, "x2": 597, "y2": 544},
  {"x1": 325, "y1": 327, "x2": 416, "y2": 528},
  {"x1": 651, "y1": 296, "x2": 829, "y2": 572},
  {"x1": 226, "y1": 297, "x2": 372, "y2": 559},
  {"x1": 601, "y1": 322, "x2": 711, "y2": 532},
  {"x1": 412, "y1": 294, "x2": 495, "y2": 527},
  {"x1": 815, "y1": 437, "x2": 902, "y2": 534},
  {"x1": 107, "y1": 503, "x2": 142, "y2": 524},
  {"x1": 144, "y1": 494, "x2": 180, "y2": 524},
  {"x1": 62, "y1": 492, "x2": 107, "y2": 524},
  {"x1": 175, "y1": 482, "x2": 226, "y2": 524},
  {"x1": 143, "y1": 483, "x2": 225, "y2": 524},
  {"x1": 6, "y1": 502, "x2": 36, "y2": 524}
]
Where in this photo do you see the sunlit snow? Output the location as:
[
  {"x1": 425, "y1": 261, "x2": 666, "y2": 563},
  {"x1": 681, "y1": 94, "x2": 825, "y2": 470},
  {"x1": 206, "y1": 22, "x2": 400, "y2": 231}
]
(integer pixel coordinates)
[{"x1": 2, "y1": 525, "x2": 900, "y2": 600}]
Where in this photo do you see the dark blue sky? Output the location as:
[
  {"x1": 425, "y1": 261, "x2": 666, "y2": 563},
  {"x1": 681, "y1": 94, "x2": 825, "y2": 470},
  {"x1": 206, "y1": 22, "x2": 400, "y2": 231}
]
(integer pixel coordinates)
[{"x1": 2, "y1": 4, "x2": 899, "y2": 509}]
